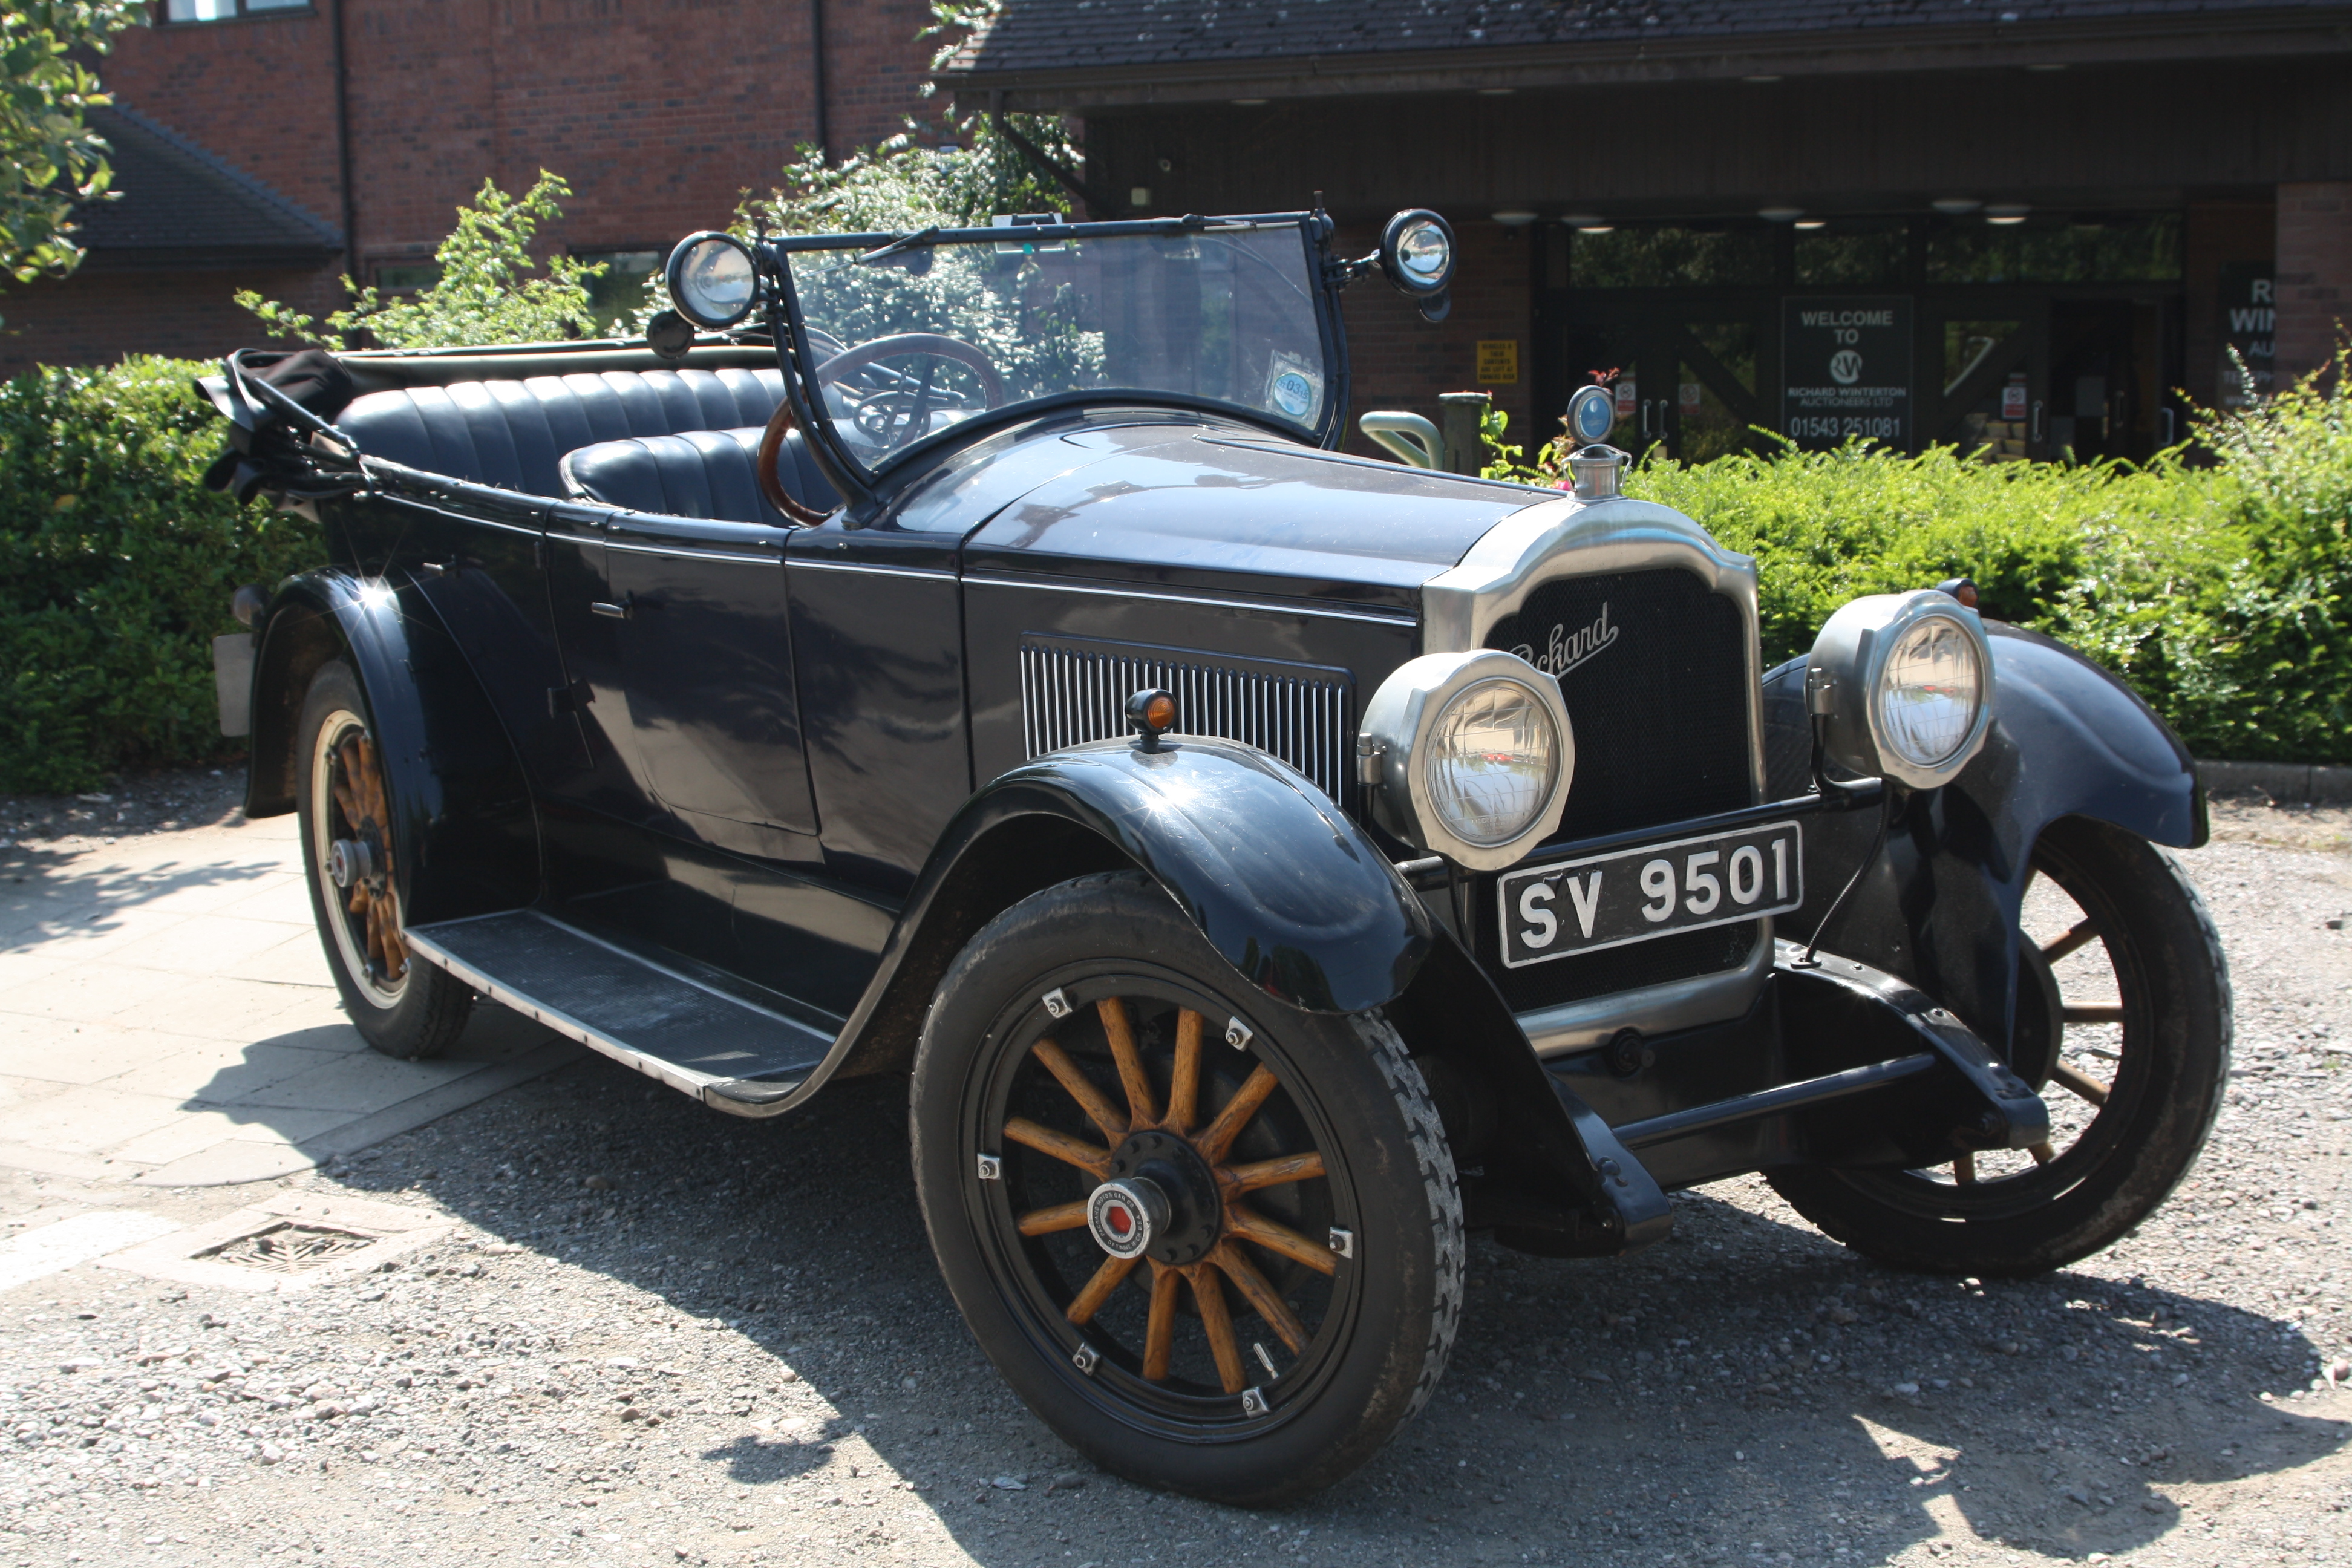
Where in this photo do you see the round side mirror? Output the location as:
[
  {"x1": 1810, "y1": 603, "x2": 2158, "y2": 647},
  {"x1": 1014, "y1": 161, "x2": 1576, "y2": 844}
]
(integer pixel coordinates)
[
  {"x1": 1379, "y1": 209, "x2": 1456, "y2": 298},
  {"x1": 664, "y1": 232, "x2": 759, "y2": 329}
]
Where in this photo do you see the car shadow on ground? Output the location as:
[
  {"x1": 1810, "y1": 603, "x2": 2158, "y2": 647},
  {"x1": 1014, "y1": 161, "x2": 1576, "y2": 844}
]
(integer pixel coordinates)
[{"x1": 325, "y1": 1036, "x2": 2347, "y2": 1564}]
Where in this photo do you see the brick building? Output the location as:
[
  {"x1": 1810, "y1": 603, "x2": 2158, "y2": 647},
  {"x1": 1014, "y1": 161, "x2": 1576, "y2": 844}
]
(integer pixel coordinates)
[
  {"x1": 4, "y1": 0, "x2": 939, "y2": 378},
  {"x1": 942, "y1": 0, "x2": 2352, "y2": 465}
]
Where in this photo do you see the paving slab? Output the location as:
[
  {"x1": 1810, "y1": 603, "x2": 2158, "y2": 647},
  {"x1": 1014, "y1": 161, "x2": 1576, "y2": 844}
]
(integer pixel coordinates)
[{"x1": 0, "y1": 809, "x2": 582, "y2": 1186}]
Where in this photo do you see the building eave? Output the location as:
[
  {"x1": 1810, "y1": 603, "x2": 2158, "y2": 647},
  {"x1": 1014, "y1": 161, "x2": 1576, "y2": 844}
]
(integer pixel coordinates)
[{"x1": 938, "y1": 8, "x2": 2352, "y2": 111}]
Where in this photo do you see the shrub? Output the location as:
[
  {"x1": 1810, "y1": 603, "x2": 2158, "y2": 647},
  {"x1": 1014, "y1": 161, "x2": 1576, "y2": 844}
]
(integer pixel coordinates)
[
  {"x1": 237, "y1": 171, "x2": 604, "y2": 350},
  {"x1": 0, "y1": 356, "x2": 320, "y2": 792}
]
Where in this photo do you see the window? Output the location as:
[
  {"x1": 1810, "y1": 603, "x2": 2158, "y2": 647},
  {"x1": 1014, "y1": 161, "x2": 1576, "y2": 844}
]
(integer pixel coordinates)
[
  {"x1": 574, "y1": 249, "x2": 664, "y2": 334},
  {"x1": 163, "y1": 0, "x2": 310, "y2": 22},
  {"x1": 373, "y1": 262, "x2": 442, "y2": 296}
]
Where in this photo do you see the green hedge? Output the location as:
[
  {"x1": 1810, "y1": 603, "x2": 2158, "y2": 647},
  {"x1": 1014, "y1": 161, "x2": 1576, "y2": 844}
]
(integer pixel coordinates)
[
  {"x1": 1624, "y1": 348, "x2": 2352, "y2": 763},
  {"x1": 0, "y1": 357, "x2": 321, "y2": 793},
  {"x1": 2, "y1": 350, "x2": 2347, "y2": 792}
]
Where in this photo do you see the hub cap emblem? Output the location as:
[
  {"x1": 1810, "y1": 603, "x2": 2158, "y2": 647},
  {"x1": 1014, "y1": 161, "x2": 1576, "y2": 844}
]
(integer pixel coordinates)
[{"x1": 1086, "y1": 1177, "x2": 1168, "y2": 1261}]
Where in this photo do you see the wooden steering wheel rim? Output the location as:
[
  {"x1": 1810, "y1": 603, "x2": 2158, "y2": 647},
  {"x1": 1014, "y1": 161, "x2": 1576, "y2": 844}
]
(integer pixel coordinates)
[{"x1": 755, "y1": 397, "x2": 834, "y2": 527}]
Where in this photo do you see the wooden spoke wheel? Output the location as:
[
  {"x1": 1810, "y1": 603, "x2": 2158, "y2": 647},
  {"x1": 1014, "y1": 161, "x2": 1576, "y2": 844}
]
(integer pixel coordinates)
[
  {"x1": 1769, "y1": 815, "x2": 2231, "y2": 1275},
  {"x1": 295, "y1": 661, "x2": 472, "y2": 1060},
  {"x1": 912, "y1": 873, "x2": 1462, "y2": 1505}
]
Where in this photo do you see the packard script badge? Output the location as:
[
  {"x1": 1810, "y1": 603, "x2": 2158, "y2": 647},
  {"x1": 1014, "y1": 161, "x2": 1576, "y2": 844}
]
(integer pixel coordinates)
[{"x1": 1511, "y1": 601, "x2": 1618, "y2": 678}]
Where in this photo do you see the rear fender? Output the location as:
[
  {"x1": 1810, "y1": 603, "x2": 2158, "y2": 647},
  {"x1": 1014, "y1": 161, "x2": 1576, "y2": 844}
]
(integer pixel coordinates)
[
  {"x1": 1773, "y1": 621, "x2": 2204, "y2": 1058},
  {"x1": 247, "y1": 570, "x2": 538, "y2": 925}
]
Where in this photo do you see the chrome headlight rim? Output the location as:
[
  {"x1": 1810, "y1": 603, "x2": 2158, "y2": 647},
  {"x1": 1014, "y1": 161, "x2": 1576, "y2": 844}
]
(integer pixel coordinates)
[
  {"x1": 1809, "y1": 589, "x2": 1994, "y2": 791},
  {"x1": 1359, "y1": 649, "x2": 1576, "y2": 872},
  {"x1": 664, "y1": 230, "x2": 760, "y2": 330}
]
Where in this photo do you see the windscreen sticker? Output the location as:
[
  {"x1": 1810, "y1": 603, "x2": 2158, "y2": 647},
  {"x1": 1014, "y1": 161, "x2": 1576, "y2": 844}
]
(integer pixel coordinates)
[{"x1": 1266, "y1": 351, "x2": 1324, "y2": 424}]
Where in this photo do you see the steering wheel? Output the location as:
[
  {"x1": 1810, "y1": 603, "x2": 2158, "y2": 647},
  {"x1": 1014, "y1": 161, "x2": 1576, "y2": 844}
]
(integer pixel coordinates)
[{"x1": 812, "y1": 333, "x2": 1007, "y2": 452}]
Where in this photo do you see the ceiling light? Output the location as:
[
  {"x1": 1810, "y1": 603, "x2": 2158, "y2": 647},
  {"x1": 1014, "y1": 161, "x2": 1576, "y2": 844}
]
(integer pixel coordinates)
[
  {"x1": 1794, "y1": 220, "x2": 1827, "y2": 230},
  {"x1": 1984, "y1": 203, "x2": 2031, "y2": 225},
  {"x1": 1232, "y1": 98, "x2": 1269, "y2": 106},
  {"x1": 2025, "y1": 62, "x2": 2068, "y2": 72},
  {"x1": 1476, "y1": 87, "x2": 1515, "y2": 97},
  {"x1": 1491, "y1": 210, "x2": 1540, "y2": 227},
  {"x1": 1576, "y1": 225, "x2": 1615, "y2": 234},
  {"x1": 1743, "y1": 74, "x2": 1782, "y2": 83},
  {"x1": 1931, "y1": 198, "x2": 1981, "y2": 215},
  {"x1": 1758, "y1": 206, "x2": 1805, "y2": 223},
  {"x1": 1561, "y1": 214, "x2": 1607, "y2": 228}
]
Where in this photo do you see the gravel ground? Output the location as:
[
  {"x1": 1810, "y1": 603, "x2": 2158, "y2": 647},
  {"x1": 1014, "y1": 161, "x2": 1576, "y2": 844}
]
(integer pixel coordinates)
[{"x1": 0, "y1": 798, "x2": 2344, "y2": 1568}]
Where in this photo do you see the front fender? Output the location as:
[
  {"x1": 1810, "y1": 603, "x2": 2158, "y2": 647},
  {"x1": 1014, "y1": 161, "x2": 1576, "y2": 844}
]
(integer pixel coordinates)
[
  {"x1": 248, "y1": 569, "x2": 537, "y2": 926},
  {"x1": 948, "y1": 737, "x2": 1434, "y2": 1013},
  {"x1": 1772, "y1": 621, "x2": 2205, "y2": 1057}
]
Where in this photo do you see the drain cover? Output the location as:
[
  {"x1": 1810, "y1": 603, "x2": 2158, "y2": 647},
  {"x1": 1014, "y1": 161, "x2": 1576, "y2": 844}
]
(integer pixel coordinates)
[{"x1": 200, "y1": 1223, "x2": 379, "y2": 1273}]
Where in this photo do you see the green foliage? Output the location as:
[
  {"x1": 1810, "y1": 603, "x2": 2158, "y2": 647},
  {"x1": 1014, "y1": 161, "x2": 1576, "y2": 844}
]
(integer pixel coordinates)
[
  {"x1": 0, "y1": 358, "x2": 320, "y2": 792},
  {"x1": 1, "y1": 2, "x2": 143, "y2": 319},
  {"x1": 238, "y1": 172, "x2": 604, "y2": 349}
]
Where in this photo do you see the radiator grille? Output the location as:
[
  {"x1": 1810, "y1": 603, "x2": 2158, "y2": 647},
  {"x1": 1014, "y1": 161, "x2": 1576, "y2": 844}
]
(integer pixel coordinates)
[
  {"x1": 1478, "y1": 567, "x2": 1759, "y2": 1012},
  {"x1": 1019, "y1": 637, "x2": 1354, "y2": 801}
]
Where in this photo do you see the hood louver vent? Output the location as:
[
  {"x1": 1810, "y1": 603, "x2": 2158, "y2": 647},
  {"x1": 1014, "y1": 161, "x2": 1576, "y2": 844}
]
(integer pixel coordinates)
[{"x1": 1019, "y1": 635, "x2": 1354, "y2": 803}]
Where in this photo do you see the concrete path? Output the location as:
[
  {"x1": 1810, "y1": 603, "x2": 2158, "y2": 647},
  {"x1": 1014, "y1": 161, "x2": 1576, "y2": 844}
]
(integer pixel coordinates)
[{"x1": 0, "y1": 809, "x2": 577, "y2": 1186}]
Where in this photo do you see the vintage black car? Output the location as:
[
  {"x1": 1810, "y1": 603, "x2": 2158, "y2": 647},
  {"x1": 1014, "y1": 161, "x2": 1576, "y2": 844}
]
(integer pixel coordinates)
[{"x1": 201, "y1": 206, "x2": 2229, "y2": 1504}]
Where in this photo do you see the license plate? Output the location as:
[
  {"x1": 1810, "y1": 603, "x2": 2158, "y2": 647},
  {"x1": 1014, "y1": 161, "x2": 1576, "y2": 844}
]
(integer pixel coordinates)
[{"x1": 1497, "y1": 820, "x2": 1804, "y2": 969}]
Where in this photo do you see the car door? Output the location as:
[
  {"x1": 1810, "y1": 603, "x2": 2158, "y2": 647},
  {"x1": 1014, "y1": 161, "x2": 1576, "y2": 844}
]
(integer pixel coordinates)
[{"x1": 545, "y1": 506, "x2": 819, "y2": 855}]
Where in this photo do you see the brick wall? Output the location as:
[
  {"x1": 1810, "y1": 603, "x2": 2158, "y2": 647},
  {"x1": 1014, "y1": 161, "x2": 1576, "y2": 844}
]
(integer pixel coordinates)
[
  {"x1": 1334, "y1": 221, "x2": 1534, "y2": 466},
  {"x1": 0, "y1": 269, "x2": 330, "y2": 381},
  {"x1": 2276, "y1": 183, "x2": 2352, "y2": 387},
  {"x1": 15, "y1": 1, "x2": 946, "y2": 374}
]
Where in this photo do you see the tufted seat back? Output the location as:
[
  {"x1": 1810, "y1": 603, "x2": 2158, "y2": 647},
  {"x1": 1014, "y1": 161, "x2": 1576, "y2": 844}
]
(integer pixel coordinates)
[
  {"x1": 337, "y1": 368, "x2": 786, "y2": 500},
  {"x1": 557, "y1": 426, "x2": 838, "y2": 527}
]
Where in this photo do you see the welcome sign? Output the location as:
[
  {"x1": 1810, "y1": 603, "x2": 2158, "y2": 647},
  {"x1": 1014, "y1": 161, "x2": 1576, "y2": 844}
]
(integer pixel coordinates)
[{"x1": 1783, "y1": 296, "x2": 1913, "y2": 451}]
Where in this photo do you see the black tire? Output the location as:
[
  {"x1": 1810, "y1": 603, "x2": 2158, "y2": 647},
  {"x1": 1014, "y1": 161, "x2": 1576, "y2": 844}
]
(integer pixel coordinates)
[
  {"x1": 910, "y1": 872, "x2": 1463, "y2": 1506},
  {"x1": 1768, "y1": 815, "x2": 2230, "y2": 1275},
  {"x1": 294, "y1": 660, "x2": 472, "y2": 1060}
]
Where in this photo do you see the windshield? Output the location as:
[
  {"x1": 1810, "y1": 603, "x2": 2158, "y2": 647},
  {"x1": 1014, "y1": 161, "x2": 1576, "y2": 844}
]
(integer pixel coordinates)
[{"x1": 778, "y1": 219, "x2": 1334, "y2": 479}]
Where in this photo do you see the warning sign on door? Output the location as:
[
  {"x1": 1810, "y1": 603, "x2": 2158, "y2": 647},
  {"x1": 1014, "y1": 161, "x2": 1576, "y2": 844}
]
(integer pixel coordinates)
[
  {"x1": 1477, "y1": 341, "x2": 1520, "y2": 385},
  {"x1": 1782, "y1": 296, "x2": 1912, "y2": 450}
]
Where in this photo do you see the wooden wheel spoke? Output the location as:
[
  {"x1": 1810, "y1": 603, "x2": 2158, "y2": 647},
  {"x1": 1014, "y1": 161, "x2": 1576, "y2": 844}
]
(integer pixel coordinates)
[
  {"x1": 1096, "y1": 997, "x2": 1158, "y2": 1128},
  {"x1": 1030, "y1": 1038, "x2": 1128, "y2": 1143},
  {"x1": 1016, "y1": 1200, "x2": 1090, "y2": 1237},
  {"x1": 2028, "y1": 1141, "x2": 2056, "y2": 1166},
  {"x1": 2041, "y1": 916, "x2": 2101, "y2": 964},
  {"x1": 1222, "y1": 1152, "x2": 1326, "y2": 1194},
  {"x1": 1195, "y1": 1064, "x2": 1279, "y2": 1165},
  {"x1": 1065, "y1": 1253, "x2": 1140, "y2": 1325},
  {"x1": 1184, "y1": 1264, "x2": 1247, "y2": 1394},
  {"x1": 1165, "y1": 1008, "x2": 1204, "y2": 1134},
  {"x1": 1953, "y1": 1152, "x2": 1977, "y2": 1186},
  {"x1": 1210, "y1": 1240, "x2": 1307, "y2": 1354},
  {"x1": 1142, "y1": 1262, "x2": 1181, "y2": 1382},
  {"x1": 1003, "y1": 1116, "x2": 1111, "y2": 1178},
  {"x1": 1226, "y1": 1203, "x2": 1336, "y2": 1276},
  {"x1": 2061, "y1": 1003, "x2": 2126, "y2": 1025},
  {"x1": 2050, "y1": 1060, "x2": 2111, "y2": 1108}
]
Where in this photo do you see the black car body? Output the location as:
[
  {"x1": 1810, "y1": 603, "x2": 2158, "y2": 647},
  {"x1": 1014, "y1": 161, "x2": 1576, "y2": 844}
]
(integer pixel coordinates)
[{"x1": 201, "y1": 207, "x2": 2229, "y2": 1503}]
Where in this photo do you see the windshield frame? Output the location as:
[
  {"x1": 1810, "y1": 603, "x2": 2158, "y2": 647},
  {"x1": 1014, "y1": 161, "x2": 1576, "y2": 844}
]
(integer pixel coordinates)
[{"x1": 758, "y1": 212, "x2": 1348, "y2": 508}]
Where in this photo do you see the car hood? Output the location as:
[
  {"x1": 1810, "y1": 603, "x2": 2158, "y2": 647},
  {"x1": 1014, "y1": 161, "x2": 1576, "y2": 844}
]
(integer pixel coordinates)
[{"x1": 953, "y1": 419, "x2": 1555, "y2": 611}]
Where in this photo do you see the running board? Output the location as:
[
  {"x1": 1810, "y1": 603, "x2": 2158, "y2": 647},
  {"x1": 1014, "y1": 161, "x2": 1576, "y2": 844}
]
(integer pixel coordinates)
[{"x1": 403, "y1": 909, "x2": 836, "y2": 1115}]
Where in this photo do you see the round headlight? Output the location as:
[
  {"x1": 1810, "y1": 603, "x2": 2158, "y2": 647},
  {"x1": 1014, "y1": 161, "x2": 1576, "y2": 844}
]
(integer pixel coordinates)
[
  {"x1": 1380, "y1": 209, "x2": 1456, "y2": 297},
  {"x1": 1359, "y1": 650, "x2": 1576, "y2": 871},
  {"x1": 1875, "y1": 613, "x2": 1983, "y2": 768},
  {"x1": 1807, "y1": 589, "x2": 1997, "y2": 790},
  {"x1": 1423, "y1": 678, "x2": 1562, "y2": 848},
  {"x1": 664, "y1": 232, "x2": 758, "y2": 328}
]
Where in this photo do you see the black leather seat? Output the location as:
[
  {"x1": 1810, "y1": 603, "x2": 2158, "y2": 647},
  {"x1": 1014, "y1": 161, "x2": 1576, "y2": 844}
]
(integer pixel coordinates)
[
  {"x1": 557, "y1": 425, "x2": 838, "y2": 526},
  {"x1": 337, "y1": 368, "x2": 786, "y2": 500}
]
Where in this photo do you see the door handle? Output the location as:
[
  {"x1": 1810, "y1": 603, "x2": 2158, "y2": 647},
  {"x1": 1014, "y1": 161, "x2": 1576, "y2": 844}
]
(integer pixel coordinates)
[
  {"x1": 590, "y1": 595, "x2": 633, "y2": 621},
  {"x1": 2030, "y1": 400, "x2": 2045, "y2": 443}
]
